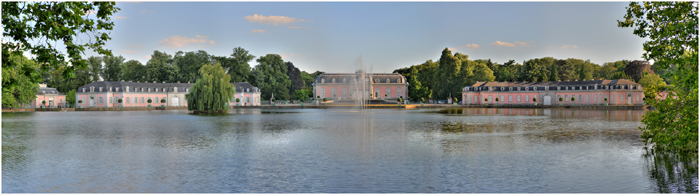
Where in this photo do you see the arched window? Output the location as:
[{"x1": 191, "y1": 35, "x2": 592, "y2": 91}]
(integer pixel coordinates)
[
  {"x1": 386, "y1": 88, "x2": 391, "y2": 98},
  {"x1": 375, "y1": 88, "x2": 380, "y2": 97},
  {"x1": 343, "y1": 78, "x2": 346, "y2": 83},
  {"x1": 321, "y1": 78, "x2": 325, "y2": 83},
  {"x1": 331, "y1": 88, "x2": 336, "y2": 97},
  {"x1": 320, "y1": 88, "x2": 325, "y2": 98},
  {"x1": 332, "y1": 78, "x2": 335, "y2": 83},
  {"x1": 342, "y1": 88, "x2": 347, "y2": 97},
  {"x1": 397, "y1": 88, "x2": 402, "y2": 98},
  {"x1": 126, "y1": 97, "x2": 130, "y2": 104},
  {"x1": 386, "y1": 78, "x2": 390, "y2": 83}
]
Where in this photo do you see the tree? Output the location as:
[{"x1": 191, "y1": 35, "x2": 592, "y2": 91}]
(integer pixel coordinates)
[
  {"x1": 174, "y1": 50, "x2": 212, "y2": 83},
  {"x1": 619, "y1": 1, "x2": 698, "y2": 153},
  {"x1": 146, "y1": 50, "x2": 178, "y2": 83},
  {"x1": 300, "y1": 71, "x2": 323, "y2": 91},
  {"x1": 250, "y1": 54, "x2": 291, "y2": 100},
  {"x1": 291, "y1": 89, "x2": 311, "y2": 102},
  {"x1": 217, "y1": 47, "x2": 254, "y2": 83},
  {"x1": 102, "y1": 55, "x2": 124, "y2": 81},
  {"x1": 472, "y1": 62, "x2": 496, "y2": 83},
  {"x1": 436, "y1": 48, "x2": 462, "y2": 99},
  {"x1": 408, "y1": 66, "x2": 429, "y2": 101},
  {"x1": 2, "y1": 2, "x2": 119, "y2": 87},
  {"x1": 2, "y1": 54, "x2": 40, "y2": 108},
  {"x1": 122, "y1": 60, "x2": 147, "y2": 82},
  {"x1": 624, "y1": 60, "x2": 654, "y2": 82},
  {"x1": 87, "y1": 56, "x2": 103, "y2": 81},
  {"x1": 286, "y1": 62, "x2": 304, "y2": 98},
  {"x1": 186, "y1": 62, "x2": 235, "y2": 113},
  {"x1": 550, "y1": 64, "x2": 559, "y2": 81},
  {"x1": 66, "y1": 89, "x2": 76, "y2": 106},
  {"x1": 638, "y1": 72, "x2": 666, "y2": 88}
]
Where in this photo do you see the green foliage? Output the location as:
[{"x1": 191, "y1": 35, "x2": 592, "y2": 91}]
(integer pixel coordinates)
[
  {"x1": 2, "y1": 54, "x2": 40, "y2": 108},
  {"x1": 291, "y1": 89, "x2": 311, "y2": 102},
  {"x1": 286, "y1": 62, "x2": 304, "y2": 98},
  {"x1": 122, "y1": 60, "x2": 146, "y2": 82},
  {"x1": 550, "y1": 64, "x2": 559, "y2": 81},
  {"x1": 118, "y1": 98, "x2": 123, "y2": 103},
  {"x1": 571, "y1": 96, "x2": 575, "y2": 101},
  {"x1": 398, "y1": 97, "x2": 403, "y2": 102},
  {"x1": 66, "y1": 89, "x2": 76, "y2": 105},
  {"x1": 436, "y1": 48, "x2": 462, "y2": 99},
  {"x1": 174, "y1": 50, "x2": 212, "y2": 83},
  {"x1": 638, "y1": 71, "x2": 666, "y2": 88},
  {"x1": 495, "y1": 97, "x2": 500, "y2": 102},
  {"x1": 102, "y1": 55, "x2": 124, "y2": 81},
  {"x1": 322, "y1": 97, "x2": 327, "y2": 102},
  {"x1": 78, "y1": 100, "x2": 83, "y2": 104},
  {"x1": 420, "y1": 97, "x2": 425, "y2": 102},
  {"x1": 42, "y1": 100, "x2": 46, "y2": 105},
  {"x1": 186, "y1": 62, "x2": 235, "y2": 112},
  {"x1": 235, "y1": 98, "x2": 240, "y2": 103},
  {"x1": 484, "y1": 98, "x2": 488, "y2": 102},
  {"x1": 604, "y1": 97, "x2": 608, "y2": 102},
  {"x1": 453, "y1": 97, "x2": 458, "y2": 103},
  {"x1": 559, "y1": 97, "x2": 564, "y2": 102},
  {"x1": 87, "y1": 56, "x2": 103, "y2": 81},
  {"x1": 2, "y1": 2, "x2": 119, "y2": 82},
  {"x1": 619, "y1": 1, "x2": 698, "y2": 153},
  {"x1": 147, "y1": 99, "x2": 152, "y2": 104},
  {"x1": 217, "y1": 47, "x2": 254, "y2": 83},
  {"x1": 250, "y1": 54, "x2": 291, "y2": 100},
  {"x1": 146, "y1": 50, "x2": 179, "y2": 83},
  {"x1": 533, "y1": 97, "x2": 537, "y2": 102}
]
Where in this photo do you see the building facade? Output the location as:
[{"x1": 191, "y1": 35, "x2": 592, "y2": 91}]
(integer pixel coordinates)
[
  {"x1": 313, "y1": 71, "x2": 409, "y2": 100},
  {"x1": 75, "y1": 81, "x2": 261, "y2": 107},
  {"x1": 29, "y1": 83, "x2": 67, "y2": 108},
  {"x1": 462, "y1": 79, "x2": 645, "y2": 105}
]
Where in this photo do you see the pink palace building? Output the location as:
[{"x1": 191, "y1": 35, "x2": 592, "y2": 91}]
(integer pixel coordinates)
[
  {"x1": 27, "y1": 83, "x2": 67, "y2": 108},
  {"x1": 313, "y1": 71, "x2": 409, "y2": 100},
  {"x1": 462, "y1": 79, "x2": 645, "y2": 106},
  {"x1": 75, "y1": 81, "x2": 261, "y2": 107}
]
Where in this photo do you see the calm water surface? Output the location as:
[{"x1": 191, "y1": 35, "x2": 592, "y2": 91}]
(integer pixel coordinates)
[{"x1": 2, "y1": 108, "x2": 697, "y2": 193}]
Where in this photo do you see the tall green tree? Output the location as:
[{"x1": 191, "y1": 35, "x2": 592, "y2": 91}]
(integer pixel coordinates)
[
  {"x1": 122, "y1": 60, "x2": 146, "y2": 82},
  {"x1": 186, "y1": 62, "x2": 234, "y2": 113},
  {"x1": 174, "y1": 50, "x2": 212, "y2": 83},
  {"x1": 218, "y1": 47, "x2": 254, "y2": 83},
  {"x1": 87, "y1": 56, "x2": 103, "y2": 81},
  {"x1": 146, "y1": 50, "x2": 178, "y2": 83},
  {"x1": 550, "y1": 64, "x2": 559, "y2": 81},
  {"x1": 250, "y1": 54, "x2": 291, "y2": 100},
  {"x1": 472, "y1": 62, "x2": 496, "y2": 83},
  {"x1": 619, "y1": 1, "x2": 698, "y2": 153},
  {"x1": 102, "y1": 55, "x2": 124, "y2": 81},
  {"x1": 2, "y1": 2, "x2": 119, "y2": 83},
  {"x1": 637, "y1": 71, "x2": 666, "y2": 88},
  {"x1": 291, "y1": 89, "x2": 311, "y2": 102},
  {"x1": 2, "y1": 54, "x2": 40, "y2": 108},
  {"x1": 286, "y1": 61, "x2": 304, "y2": 97},
  {"x1": 65, "y1": 89, "x2": 76, "y2": 105},
  {"x1": 436, "y1": 48, "x2": 462, "y2": 99}
]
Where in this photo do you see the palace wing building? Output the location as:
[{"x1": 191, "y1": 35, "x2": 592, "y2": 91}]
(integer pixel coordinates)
[
  {"x1": 462, "y1": 79, "x2": 644, "y2": 105},
  {"x1": 313, "y1": 71, "x2": 408, "y2": 100},
  {"x1": 75, "y1": 81, "x2": 261, "y2": 107}
]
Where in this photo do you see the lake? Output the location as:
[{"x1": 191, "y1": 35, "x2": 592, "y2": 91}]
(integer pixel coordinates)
[{"x1": 2, "y1": 108, "x2": 697, "y2": 193}]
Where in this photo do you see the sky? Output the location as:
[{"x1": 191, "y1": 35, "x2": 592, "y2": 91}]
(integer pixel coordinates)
[{"x1": 82, "y1": 2, "x2": 648, "y2": 73}]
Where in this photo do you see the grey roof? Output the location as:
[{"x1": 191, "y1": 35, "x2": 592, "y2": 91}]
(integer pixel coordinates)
[
  {"x1": 469, "y1": 79, "x2": 639, "y2": 87},
  {"x1": 37, "y1": 87, "x2": 64, "y2": 95},
  {"x1": 314, "y1": 73, "x2": 407, "y2": 84},
  {"x1": 76, "y1": 81, "x2": 259, "y2": 93}
]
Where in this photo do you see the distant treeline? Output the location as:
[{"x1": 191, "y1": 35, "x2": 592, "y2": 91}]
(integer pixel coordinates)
[
  {"x1": 393, "y1": 48, "x2": 669, "y2": 101},
  {"x1": 41, "y1": 47, "x2": 324, "y2": 101}
]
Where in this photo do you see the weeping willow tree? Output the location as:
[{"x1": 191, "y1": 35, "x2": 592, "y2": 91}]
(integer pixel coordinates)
[{"x1": 186, "y1": 62, "x2": 235, "y2": 113}]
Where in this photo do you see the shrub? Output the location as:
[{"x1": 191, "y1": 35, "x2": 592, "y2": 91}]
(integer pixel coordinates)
[
  {"x1": 78, "y1": 100, "x2": 83, "y2": 104},
  {"x1": 397, "y1": 97, "x2": 403, "y2": 102},
  {"x1": 484, "y1": 98, "x2": 489, "y2": 102},
  {"x1": 559, "y1": 97, "x2": 564, "y2": 102},
  {"x1": 571, "y1": 96, "x2": 576, "y2": 101},
  {"x1": 42, "y1": 100, "x2": 46, "y2": 104},
  {"x1": 118, "y1": 99, "x2": 123, "y2": 103},
  {"x1": 421, "y1": 97, "x2": 425, "y2": 102},
  {"x1": 533, "y1": 97, "x2": 537, "y2": 102},
  {"x1": 604, "y1": 97, "x2": 609, "y2": 101},
  {"x1": 236, "y1": 98, "x2": 240, "y2": 102},
  {"x1": 322, "y1": 97, "x2": 327, "y2": 102},
  {"x1": 147, "y1": 99, "x2": 152, "y2": 104},
  {"x1": 453, "y1": 97, "x2": 458, "y2": 103},
  {"x1": 161, "y1": 98, "x2": 166, "y2": 103},
  {"x1": 495, "y1": 97, "x2": 500, "y2": 102}
]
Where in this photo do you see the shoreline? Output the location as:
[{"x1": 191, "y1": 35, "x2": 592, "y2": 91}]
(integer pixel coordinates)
[{"x1": 2, "y1": 104, "x2": 649, "y2": 112}]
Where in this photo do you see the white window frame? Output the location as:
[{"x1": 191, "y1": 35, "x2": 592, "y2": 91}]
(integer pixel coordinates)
[
  {"x1": 509, "y1": 95, "x2": 513, "y2": 102},
  {"x1": 517, "y1": 95, "x2": 521, "y2": 102}
]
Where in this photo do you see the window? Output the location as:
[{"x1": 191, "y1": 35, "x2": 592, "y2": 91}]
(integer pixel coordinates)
[
  {"x1": 488, "y1": 95, "x2": 493, "y2": 102},
  {"x1": 636, "y1": 94, "x2": 640, "y2": 102},
  {"x1": 517, "y1": 95, "x2": 521, "y2": 102},
  {"x1": 321, "y1": 78, "x2": 325, "y2": 83},
  {"x1": 585, "y1": 95, "x2": 589, "y2": 102},
  {"x1": 525, "y1": 95, "x2": 529, "y2": 102},
  {"x1": 109, "y1": 97, "x2": 112, "y2": 103},
  {"x1": 246, "y1": 97, "x2": 250, "y2": 103},
  {"x1": 620, "y1": 94, "x2": 624, "y2": 102},
  {"x1": 557, "y1": 95, "x2": 561, "y2": 101},
  {"x1": 474, "y1": 95, "x2": 478, "y2": 102},
  {"x1": 386, "y1": 88, "x2": 391, "y2": 98},
  {"x1": 509, "y1": 95, "x2": 513, "y2": 102},
  {"x1": 565, "y1": 95, "x2": 569, "y2": 102},
  {"x1": 126, "y1": 97, "x2": 130, "y2": 103},
  {"x1": 342, "y1": 88, "x2": 347, "y2": 98},
  {"x1": 331, "y1": 88, "x2": 336, "y2": 97},
  {"x1": 320, "y1": 88, "x2": 325, "y2": 98},
  {"x1": 500, "y1": 95, "x2": 504, "y2": 102},
  {"x1": 375, "y1": 88, "x2": 380, "y2": 97},
  {"x1": 141, "y1": 97, "x2": 145, "y2": 104},
  {"x1": 534, "y1": 95, "x2": 538, "y2": 101},
  {"x1": 98, "y1": 97, "x2": 103, "y2": 104},
  {"x1": 397, "y1": 88, "x2": 402, "y2": 98},
  {"x1": 611, "y1": 94, "x2": 614, "y2": 102},
  {"x1": 155, "y1": 97, "x2": 159, "y2": 103},
  {"x1": 594, "y1": 94, "x2": 597, "y2": 102},
  {"x1": 579, "y1": 95, "x2": 582, "y2": 102}
]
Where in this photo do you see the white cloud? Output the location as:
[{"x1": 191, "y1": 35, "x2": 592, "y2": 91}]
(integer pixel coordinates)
[
  {"x1": 158, "y1": 35, "x2": 215, "y2": 48},
  {"x1": 142, "y1": 55, "x2": 151, "y2": 60},
  {"x1": 251, "y1": 29, "x2": 266, "y2": 33},
  {"x1": 447, "y1": 47, "x2": 458, "y2": 51},
  {"x1": 244, "y1": 14, "x2": 308, "y2": 26},
  {"x1": 459, "y1": 44, "x2": 481, "y2": 49},
  {"x1": 288, "y1": 26, "x2": 302, "y2": 29},
  {"x1": 514, "y1": 41, "x2": 529, "y2": 46},
  {"x1": 129, "y1": 44, "x2": 144, "y2": 48},
  {"x1": 114, "y1": 16, "x2": 128, "y2": 19},
  {"x1": 491, "y1": 41, "x2": 516, "y2": 47},
  {"x1": 560, "y1": 45, "x2": 579, "y2": 49},
  {"x1": 119, "y1": 49, "x2": 140, "y2": 53}
]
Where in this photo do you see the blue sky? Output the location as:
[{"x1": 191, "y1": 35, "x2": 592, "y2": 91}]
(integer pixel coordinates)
[{"x1": 89, "y1": 2, "x2": 647, "y2": 73}]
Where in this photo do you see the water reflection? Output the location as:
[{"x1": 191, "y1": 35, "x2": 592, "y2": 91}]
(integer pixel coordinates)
[{"x1": 644, "y1": 150, "x2": 698, "y2": 193}]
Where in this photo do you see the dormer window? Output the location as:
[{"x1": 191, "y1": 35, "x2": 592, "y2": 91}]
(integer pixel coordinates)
[
  {"x1": 343, "y1": 78, "x2": 346, "y2": 83},
  {"x1": 386, "y1": 78, "x2": 390, "y2": 83},
  {"x1": 82, "y1": 88, "x2": 85, "y2": 92},
  {"x1": 321, "y1": 78, "x2": 325, "y2": 83},
  {"x1": 90, "y1": 86, "x2": 94, "y2": 92},
  {"x1": 332, "y1": 78, "x2": 335, "y2": 83},
  {"x1": 99, "y1": 87, "x2": 103, "y2": 92},
  {"x1": 174, "y1": 87, "x2": 178, "y2": 92}
]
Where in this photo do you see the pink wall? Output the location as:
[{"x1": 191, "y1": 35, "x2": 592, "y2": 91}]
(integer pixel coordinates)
[{"x1": 232, "y1": 93, "x2": 260, "y2": 106}]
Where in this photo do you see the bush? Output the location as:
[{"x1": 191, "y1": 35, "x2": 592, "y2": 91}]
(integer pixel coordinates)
[
  {"x1": 533, "y1": 97, "x2": 537, "y2": 102},
  {"x1": 495, "y1": 97, "x2": 500, "y2": 102},
  {"x1": 397, "y1": 97, "x2": 403, "y2": 102},
  {"x1": 42, "y1": 100, "x2": 46, "y2": 104},
  {"x1": 78, "y1": 100, "x2": 82, "y2": 104},
  {"x1": 322, "y1": 97, "x2": 327, "y2": 102},
  {"x1": 420, "y1": 97, "x2": 425, "y2": 102},
  {"x1": 147, "y1": 99, "x2": 152, "y2": 104},
  {"x1": 559, "y1": 97, "x2": 564, "y2": 102},
  {"x1": 484, "y1": 98, "x2": 488, "y2": 102},
  {"x1": 118, "y1": 99, "x2": 123, "y2": 103},
  {"x1": 604, "y1": 97, "x2": 609, "y2": 101},
  {"x1": 236, "y1": 98, "x2": 240, "y2": 102},
  {"x1": 453, "y1": 97, "x2": 458, "y2": 103},
  {"x1": 161, "y1": 98, "x2": 166, "y2": 103},
  {"x1": 571, "y1": 97, "x2": 576, "y2": 101}
]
